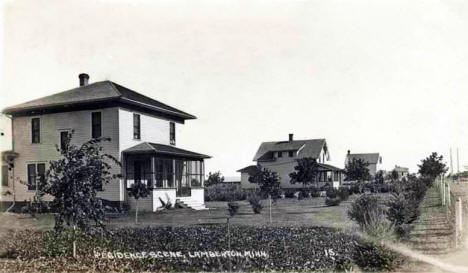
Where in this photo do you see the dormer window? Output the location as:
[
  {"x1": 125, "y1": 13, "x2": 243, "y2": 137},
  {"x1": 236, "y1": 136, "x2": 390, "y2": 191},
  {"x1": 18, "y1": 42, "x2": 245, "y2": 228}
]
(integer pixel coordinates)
[{"x1": 288, "y1": 151, "x2": 294, "y2": 157}]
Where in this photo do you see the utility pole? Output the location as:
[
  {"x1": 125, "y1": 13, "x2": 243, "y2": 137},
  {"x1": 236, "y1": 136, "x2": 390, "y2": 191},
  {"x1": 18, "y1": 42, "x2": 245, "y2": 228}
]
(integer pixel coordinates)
[{"x1": 450, "y1": 148, "x2": 454, "y2": 176}]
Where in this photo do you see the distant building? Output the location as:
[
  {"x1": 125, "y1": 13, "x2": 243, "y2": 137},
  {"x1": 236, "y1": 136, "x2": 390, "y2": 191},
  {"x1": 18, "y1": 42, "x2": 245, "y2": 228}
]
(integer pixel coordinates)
[
  {"x1": 222, "y1": 176, "x2": 241, "y2": 186},
  {"x1": 345, "y1": 151, "x2": 382, "y2": 178},
  {"x1": 392, "y1": 165, "x2": 409, "y2": 179},
  {"x1": 238, "y1": 134, "x2": 344, "y2": 190}
]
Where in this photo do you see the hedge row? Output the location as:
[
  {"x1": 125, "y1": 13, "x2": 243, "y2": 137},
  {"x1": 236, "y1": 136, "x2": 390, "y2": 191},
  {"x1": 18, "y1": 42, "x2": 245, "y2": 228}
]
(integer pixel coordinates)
[{"x1": 1, "y1": 225, "x2": 405, "y2": 272}]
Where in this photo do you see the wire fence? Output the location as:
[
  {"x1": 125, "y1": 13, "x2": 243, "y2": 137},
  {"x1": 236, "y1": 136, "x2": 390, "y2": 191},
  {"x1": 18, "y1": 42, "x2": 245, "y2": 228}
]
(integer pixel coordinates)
[{"x1": 436, "y1": 176, "x2": 466, "y2": 249}]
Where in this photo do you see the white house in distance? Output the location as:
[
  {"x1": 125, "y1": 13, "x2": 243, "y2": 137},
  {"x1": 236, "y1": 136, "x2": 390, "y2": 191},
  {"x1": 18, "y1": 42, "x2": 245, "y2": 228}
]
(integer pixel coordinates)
[
  {"x1": 238, "y1": 134, "x2": 344, "y2": 190},
  {"x1": 1, "y1": 73, "x2": 210, "y2": 211},
  {"x1": 345, "y1": 151, "x2": 382, "y2": 178},
  {"x1": 1, "y1": 113, "x2": 13, "y2": 209}
]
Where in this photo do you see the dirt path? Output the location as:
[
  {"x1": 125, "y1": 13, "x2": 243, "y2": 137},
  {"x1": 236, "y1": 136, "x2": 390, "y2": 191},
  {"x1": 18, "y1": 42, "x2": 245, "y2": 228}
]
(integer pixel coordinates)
[{"x1": 408, "y1": 187, "x2": 454, "y2": 255}]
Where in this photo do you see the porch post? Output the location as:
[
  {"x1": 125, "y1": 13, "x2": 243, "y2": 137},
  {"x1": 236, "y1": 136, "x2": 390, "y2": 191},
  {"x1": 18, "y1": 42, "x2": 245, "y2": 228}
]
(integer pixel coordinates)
[
  {"x1": 173, "y1": 160, "x2": 176, "y2": 188},
  {"x1": 151, "y1": 156, "x2": 156, "y2": 188}
]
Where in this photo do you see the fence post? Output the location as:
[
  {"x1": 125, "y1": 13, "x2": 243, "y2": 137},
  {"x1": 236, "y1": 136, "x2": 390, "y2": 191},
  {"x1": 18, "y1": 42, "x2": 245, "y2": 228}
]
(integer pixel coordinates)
[
  {"x1": 458, "y1": 197, "x2": 463, "y2": 232},
  {"x1": 442, "y1": 179, "x2": 446, "y2": 206},
  {"x1": 447, "y1": 183, "x2": 451, "y2": 205}
]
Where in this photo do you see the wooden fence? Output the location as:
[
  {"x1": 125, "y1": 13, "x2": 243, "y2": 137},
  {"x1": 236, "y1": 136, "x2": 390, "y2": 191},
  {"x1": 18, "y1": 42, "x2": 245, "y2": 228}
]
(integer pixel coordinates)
[{"x1": 436, "y1": 176, "x2": 465, "y2": 248}]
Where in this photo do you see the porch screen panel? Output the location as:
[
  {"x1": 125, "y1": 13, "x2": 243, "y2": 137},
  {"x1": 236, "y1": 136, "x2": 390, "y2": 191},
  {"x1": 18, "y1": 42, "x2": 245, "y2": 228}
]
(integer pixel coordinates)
[
  {"x1": 175, "y1": 160, "x2": 187, "y2": 188},
  {"x1": 155, "y1": 159, "x2": 164, "y2": 188},
  {"x1": 164, "y1": 159, "x2": 174, "y2": 187},
  {"x1": 188, "y1": 161, "x2": 202, "y2": 187}
]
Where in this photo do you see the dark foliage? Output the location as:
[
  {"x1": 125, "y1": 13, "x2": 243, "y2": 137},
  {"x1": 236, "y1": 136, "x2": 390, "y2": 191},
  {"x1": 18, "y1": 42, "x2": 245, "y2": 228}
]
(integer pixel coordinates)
[
  {"x1": 418, "y1": 152, "x2": 448, "y2": 179},
  {"x1": 325, "y1": 197, "x2": 341, "y2": 206},
  {"x1": 205, "y1": 171, "x2": 225, "y2": 187},
  {"x1": 204, "y1": 184, "x2": 246, "y2": 201},
  {"x1": 227, "y1": 202, "x2": 240, "y2": 217},
  {"x1": 337, "y1": 187, "x2": 350, "y2": 201},
  {"x1": 248, "y1": 167, "x2": 281, "y2": 201},
  {"x1": 386, "y1": 175, "x2": 429, "y2": 240},
  {"x1": 289, "y1": 157, "x2": 320, "y2": 188},
  {"x1": 247, "y1": 194, "x2": 263, "y2": 214},
  {"x1": 348, "y1": 194, "x2": 385, "y2": 229},
  {"x1": 2, "y1": 226, "x2": 405, "y2": 272},
  {"x1": 345, "y1": 158, "x2": 371, "y2": 182},
  {"x1": 38, "y1": 132, "x2": 121, "y2": 232}
]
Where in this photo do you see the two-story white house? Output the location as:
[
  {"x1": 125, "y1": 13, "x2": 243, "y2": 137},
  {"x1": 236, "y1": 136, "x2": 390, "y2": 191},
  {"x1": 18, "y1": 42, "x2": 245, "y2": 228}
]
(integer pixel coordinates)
[
  {"x1": 238, "y1": 134, "x2": 344, "y2": 190},
  {"x1": 345, "y1": 151, "x2": 382, "y2": 179},
  {"x1": 1, "y1": 73, "x2": 210, "y2": 211}
]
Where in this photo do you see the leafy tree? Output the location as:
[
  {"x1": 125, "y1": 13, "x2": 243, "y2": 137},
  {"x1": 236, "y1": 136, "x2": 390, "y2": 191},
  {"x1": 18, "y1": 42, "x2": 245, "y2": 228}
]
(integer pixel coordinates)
[
  {"x1": 387, "y1": 169, "x2": 399, "y2": 182},
  {"x1": 374, "y1": 170, "x2": 385, "y2": 184},
  {"x1": 289, "y1": 157, "x2": 320, "y2": 188},
  {"x1": 205, "y1": 171, "x2": 225, "y2": 187},
  {"x1": 39, "y1": 132, "x2": 120, "y2": 232},
  {"x1": 248, "y1": 166, "x2": 281, "y2": 200},
  {"x1": 418, "y1": 152, "x2": 448, "y2": 179},
  {"x1": 344, "y1": 158, "x2": 371, "y2": 182},
  {"x1": 128, "y1": 180, "x2": 151, "y2": 224}
]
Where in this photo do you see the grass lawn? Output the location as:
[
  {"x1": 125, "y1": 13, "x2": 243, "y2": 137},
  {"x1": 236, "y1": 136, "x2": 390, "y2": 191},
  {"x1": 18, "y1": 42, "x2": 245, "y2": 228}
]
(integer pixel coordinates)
[
  {"x1": 109, "y1": 194, "x2": 365, "y2": 230},
  {"x1": 0, "y1": 193, "x2": 385, "y2": 232}
]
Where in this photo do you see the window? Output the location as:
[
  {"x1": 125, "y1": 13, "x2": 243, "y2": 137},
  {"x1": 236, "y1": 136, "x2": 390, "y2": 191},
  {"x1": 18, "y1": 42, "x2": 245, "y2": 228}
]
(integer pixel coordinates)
[
  {"x1": 27, "y1": 163, "x2": 45, "y2": 191},
  {"x1": 334, "y1": 172, "x2": 339, "y2": 181},
  {"x1": 133, "y1": 114, "x2": 141, "y2": 139},
  {"x1": 60, "y1": 131, "x2": 69, "y2": 151},
  {"x1": 170, "y1": 122, "x2": 176, "y2": 145},
  {"x1": 278, "y1": 151, "x2": 283, "y2": 158},
  {"x1": 1, "y1": 165, "x2": 8, "y2": 187},
  {"x1": 288, "y1": 151, "x2": 294, "y2": 157},
  {"x1": 91, "y1": 112, "x2": 101, "y2": 138},
  {"x1": 31, "y1": 118, "x2": 40, "y2": 143}
]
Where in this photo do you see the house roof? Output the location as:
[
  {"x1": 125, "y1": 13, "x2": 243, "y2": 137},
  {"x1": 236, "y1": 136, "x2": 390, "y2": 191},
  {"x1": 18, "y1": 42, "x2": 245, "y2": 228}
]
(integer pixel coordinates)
[
  {"x1": 237, "y1": 165, "x2": 258, "y2": 174},
  {"x1": 123, "y1": 142, "x2": 210, "y2": 159},
  {"x1": 2, "y1": 81, "x2": 196, "y2": 120},
  {"x1": 317, "y1": 163, "x2": 344, "y2": 172},
  {"x1": 253, "y1": 139, "x2": 327, "y2": 161},
  {"x1": 346, "y1": 153, "x2": 381, "y2": 164}
]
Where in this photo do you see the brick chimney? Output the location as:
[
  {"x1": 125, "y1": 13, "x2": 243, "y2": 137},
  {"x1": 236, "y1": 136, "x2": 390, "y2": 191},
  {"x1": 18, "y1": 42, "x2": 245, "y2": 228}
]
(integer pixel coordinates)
[
  {"x1": 79, "y1": 73, "x2": 89, "y2": 86},
  {"x1": 289, "y1": 133, "x2": 293, "y2": 142}
]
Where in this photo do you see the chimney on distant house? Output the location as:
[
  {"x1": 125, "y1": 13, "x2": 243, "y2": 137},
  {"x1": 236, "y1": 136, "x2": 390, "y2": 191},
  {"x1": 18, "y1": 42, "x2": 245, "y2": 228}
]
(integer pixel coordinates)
[
  {"x1": 347, "y1": 150, "x2": 351, "y2": 155},
  {"x1": 79, "y1": 73, "x2": 89, "y2": 86},
  {"x1": 289, "y1": 134, "x2": 294, "y2": 142}
]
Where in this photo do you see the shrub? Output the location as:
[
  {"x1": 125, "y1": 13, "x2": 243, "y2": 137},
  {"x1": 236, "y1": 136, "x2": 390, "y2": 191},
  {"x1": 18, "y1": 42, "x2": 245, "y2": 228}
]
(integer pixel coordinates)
[
  {"x1": 348, "y1": 194, "x2": 385, "y2": 230},
  {"x1": 350, "y1": 184, "x2": 360, "y2": 194},
  {"x1": 325, "y1": 197, "x2": 341, "y2": 206},
  {"x1": 326, "y1": 189, "x2": 337, "y2": 198},
  {"x1": 284, "y1": 189, "x2": 296, "y2": 198},
  {"x1": 227, "y1": 202, "x2": 240, "y2": 217},
  {"x1": 337, "y1": 188, "x2": 350, "y2": 201},
  {"x1": 247, "y1": 194, "x2": 263, "y2": 213},
  {"x1": 204, "y1": 184, "x2": 246, "y2": 201}
]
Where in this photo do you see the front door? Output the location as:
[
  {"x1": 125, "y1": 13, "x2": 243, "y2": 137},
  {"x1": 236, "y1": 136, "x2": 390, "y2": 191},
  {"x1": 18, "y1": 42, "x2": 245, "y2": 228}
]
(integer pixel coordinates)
[{"x1": 176, "y1": 161, "x2": 191, "y2": 197}]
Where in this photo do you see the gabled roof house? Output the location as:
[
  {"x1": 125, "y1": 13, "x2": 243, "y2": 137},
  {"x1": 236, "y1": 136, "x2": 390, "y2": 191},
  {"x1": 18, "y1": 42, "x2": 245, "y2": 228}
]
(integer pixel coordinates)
[
  {"x1": 1, "y1": 73, "x2": 210, "y2": 211},
  {"x1": 345, "y1": 151, "x2": 382, "y2": 178},
  {"x1": 238, "y1": 134, "x2": 344, "y2": 190}
]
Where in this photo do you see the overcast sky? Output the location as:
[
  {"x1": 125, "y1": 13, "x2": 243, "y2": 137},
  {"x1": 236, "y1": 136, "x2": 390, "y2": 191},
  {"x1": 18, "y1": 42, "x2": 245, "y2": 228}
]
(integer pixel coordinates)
[{"x1": 1, "y1": 0, "x2": 468, "y2": 176}]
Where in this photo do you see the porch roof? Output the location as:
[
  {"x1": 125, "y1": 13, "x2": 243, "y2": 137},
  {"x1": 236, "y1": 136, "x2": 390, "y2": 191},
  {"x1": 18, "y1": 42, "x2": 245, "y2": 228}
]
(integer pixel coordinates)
[{"x1": 123, "y1": 142, "x2": 211, "y2": 159}]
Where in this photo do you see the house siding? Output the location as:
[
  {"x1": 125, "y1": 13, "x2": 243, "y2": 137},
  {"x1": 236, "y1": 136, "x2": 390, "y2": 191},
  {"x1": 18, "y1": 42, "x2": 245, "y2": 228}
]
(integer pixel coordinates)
[{"x1": 10, "y1": 108, "x2": 121, "y2": 202}]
